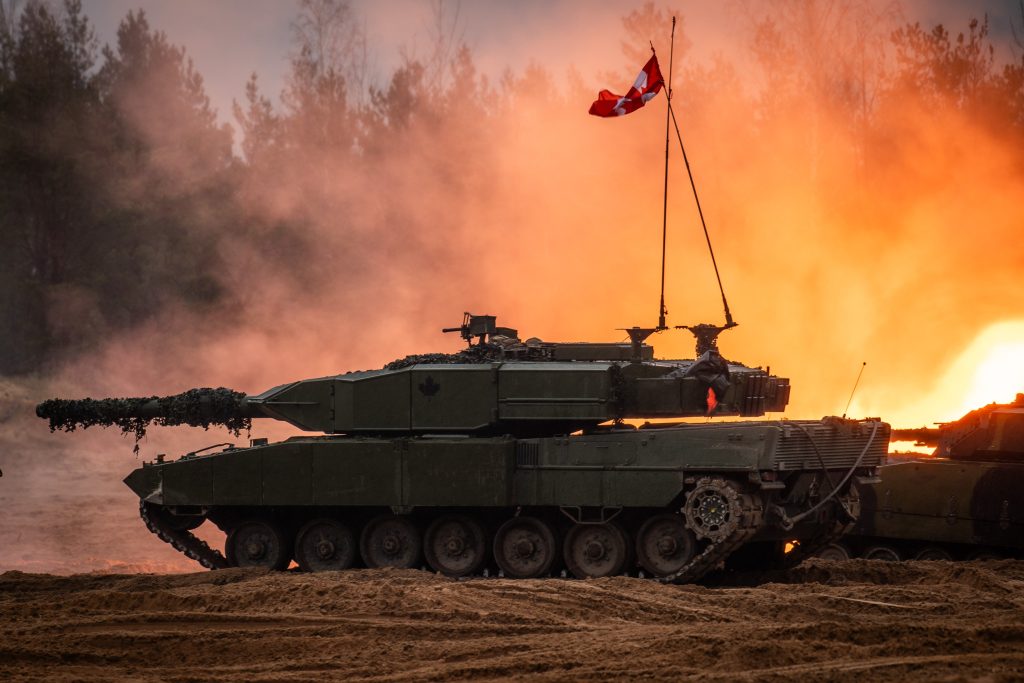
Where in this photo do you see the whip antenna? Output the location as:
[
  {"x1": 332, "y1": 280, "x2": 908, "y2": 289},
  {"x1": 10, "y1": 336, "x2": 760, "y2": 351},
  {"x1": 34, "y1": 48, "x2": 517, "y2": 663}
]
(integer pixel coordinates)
[{"x1": 842, "y1": 361, "x2": 867, "y2": 419}]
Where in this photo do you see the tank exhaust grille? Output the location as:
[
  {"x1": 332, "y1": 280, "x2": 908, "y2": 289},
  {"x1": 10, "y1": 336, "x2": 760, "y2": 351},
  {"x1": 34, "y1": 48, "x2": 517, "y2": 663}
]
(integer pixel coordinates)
[{"x1": 775, "y1": 422, "x2": 888, "y2": 470}]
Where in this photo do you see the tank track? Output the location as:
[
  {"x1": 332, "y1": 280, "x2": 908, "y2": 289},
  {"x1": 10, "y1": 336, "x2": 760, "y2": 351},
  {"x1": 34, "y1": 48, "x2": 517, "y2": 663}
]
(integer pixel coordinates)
[
  {"x1": 776, "y1": 492, "x2": 861, "y2": 569},
  {"x1": 660, "y1": 477, "x2": 766, "y2": 584},
  {"x1": 137, "y1": 484, "x2": 852, "y2": 579},
  {"x1": 139, "y1": 501, "x2": 229, "y2": 570}
]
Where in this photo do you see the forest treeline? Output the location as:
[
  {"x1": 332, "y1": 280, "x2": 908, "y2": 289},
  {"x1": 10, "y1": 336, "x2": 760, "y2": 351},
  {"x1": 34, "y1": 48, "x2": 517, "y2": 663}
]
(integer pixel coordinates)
[{"x1": 1, "y1": 0, "x2": 1022, "y2": 376}]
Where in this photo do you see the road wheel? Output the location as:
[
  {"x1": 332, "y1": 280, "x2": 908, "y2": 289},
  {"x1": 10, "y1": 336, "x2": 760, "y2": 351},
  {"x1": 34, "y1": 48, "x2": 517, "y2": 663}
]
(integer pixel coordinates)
[
  {"x1": 863, "y1": 545, "x2": 901, "y2": 562},
  {"x1": 424, "y1": 515, "x2": 487, "y2": 577},
  {"x1": 295, "y1": 518, "x2": 356, "y2": 572},
  {"x1": 635, "y1": 514, "x2": 696, "y2": 577},
  {"x1": 360, "y1": 515, "x2": 422, "y2": 569},
  {"x1": 226, "y1": 520, "x2": 292, "y2": 570},
  {"x1": 967, "y1": 549, "x2": 1004, "y2": 561},
  {"x1": 815, "y1": 543, "x2": 851, "y2": 562},
  {"x1": 913, "y1": 546, "x2": 953, "y2": 561},
  {"x1": 493, "y1": 516, "x2": 557, "y2": 579},
  {"x1": 564, "y1": 522, "x2": 629, "y2": 579}
]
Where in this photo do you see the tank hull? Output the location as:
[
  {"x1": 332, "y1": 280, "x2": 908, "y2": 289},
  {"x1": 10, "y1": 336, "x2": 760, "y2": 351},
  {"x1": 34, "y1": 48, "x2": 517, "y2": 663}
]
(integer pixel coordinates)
[
  {"x1": 842, "y1": 458, "x2": 1024, "y2": 560},
  {"x1": 126, "y1": 418, "x2": 888, "y2": 580},
  {"x1": 831, "y1": 398, "x2": 1024, "y2": 562}
]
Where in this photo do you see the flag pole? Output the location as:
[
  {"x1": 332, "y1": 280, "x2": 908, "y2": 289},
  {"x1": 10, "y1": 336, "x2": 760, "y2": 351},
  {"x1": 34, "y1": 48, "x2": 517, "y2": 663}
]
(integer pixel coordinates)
[{"x1": 657, "y1": 16, "x2": 676, "y2": 330}]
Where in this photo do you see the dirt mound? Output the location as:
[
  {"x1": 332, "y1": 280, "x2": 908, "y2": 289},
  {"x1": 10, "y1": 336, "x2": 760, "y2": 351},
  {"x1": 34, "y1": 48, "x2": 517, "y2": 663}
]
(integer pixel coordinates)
[{"x1": 2, "y1": 561, "x2": 1023, "y2": 682}]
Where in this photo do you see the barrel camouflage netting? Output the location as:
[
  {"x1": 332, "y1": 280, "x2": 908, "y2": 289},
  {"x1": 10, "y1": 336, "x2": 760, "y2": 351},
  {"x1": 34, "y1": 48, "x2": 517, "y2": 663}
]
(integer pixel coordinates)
[{"x1": 37, "y1": 388, "x2": 250, "y2": 452}]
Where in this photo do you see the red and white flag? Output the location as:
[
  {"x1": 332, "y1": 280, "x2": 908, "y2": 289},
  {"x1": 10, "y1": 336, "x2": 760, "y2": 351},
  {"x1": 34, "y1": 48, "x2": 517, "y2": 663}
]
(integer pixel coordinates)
[{"x1": 589, "y1": 54, "x2": 664, "y2": 118}]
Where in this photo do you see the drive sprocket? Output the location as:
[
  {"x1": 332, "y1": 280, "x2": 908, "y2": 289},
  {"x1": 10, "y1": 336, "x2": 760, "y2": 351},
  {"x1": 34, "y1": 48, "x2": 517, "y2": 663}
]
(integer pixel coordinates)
[{"x1": 683, "y1": 477, "x2": 745, "y2": 542}]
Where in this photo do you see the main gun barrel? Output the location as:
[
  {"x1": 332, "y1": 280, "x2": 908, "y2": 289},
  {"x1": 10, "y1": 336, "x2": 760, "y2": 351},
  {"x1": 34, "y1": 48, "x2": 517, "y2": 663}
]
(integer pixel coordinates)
[
  {"x1": 890, "y1": 427, "x2": 941, "y2": 446},
  {"x1": 37, "y1": 387, "x2": 259, "y2": 439}
]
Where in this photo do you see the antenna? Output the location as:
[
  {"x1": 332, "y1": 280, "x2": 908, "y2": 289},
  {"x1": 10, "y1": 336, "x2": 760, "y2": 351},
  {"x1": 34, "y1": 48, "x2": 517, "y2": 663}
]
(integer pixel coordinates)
[{"x1": 842, "y1": 361, "x2": 867, "y2": 418}]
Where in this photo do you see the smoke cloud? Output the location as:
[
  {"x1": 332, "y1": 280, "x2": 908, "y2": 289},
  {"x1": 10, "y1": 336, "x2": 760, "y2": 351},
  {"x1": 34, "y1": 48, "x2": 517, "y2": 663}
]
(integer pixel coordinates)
[{"x1": 2, "y1": 0, "x2": 1023, "y2": 572}]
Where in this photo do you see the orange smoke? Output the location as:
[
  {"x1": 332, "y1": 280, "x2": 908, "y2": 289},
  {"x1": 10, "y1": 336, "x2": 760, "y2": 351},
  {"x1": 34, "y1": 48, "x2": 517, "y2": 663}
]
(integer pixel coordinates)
[
  {"x1": 51, "y1": 2, "x2": 1024, "y2": 430},
  {"x1": 5, "y1": 1, "x2": 1024, "y2": 576}
]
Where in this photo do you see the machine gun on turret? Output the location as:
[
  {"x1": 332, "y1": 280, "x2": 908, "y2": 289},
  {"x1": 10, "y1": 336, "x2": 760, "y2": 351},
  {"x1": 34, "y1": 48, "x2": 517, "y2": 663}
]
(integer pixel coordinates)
[{"x1": 442, "y1": 312, "x2": 519, "y2": 347}]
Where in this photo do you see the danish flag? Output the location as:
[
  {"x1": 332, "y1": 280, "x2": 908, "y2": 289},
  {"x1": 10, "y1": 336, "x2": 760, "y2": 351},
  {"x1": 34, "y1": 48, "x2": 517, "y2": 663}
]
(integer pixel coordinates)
[{"x1": 588, "y1": 54, "x2": 664, "y2": 118}]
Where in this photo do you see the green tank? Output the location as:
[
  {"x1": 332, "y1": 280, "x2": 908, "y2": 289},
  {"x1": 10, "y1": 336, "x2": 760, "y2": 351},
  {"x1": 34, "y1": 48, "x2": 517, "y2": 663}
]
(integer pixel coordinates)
[
  {"x1": 38, "y1": 313, "x2": 888, "y2": 581},
  {"x1": 818, "y1": 394, "x2": 1024, "y2": 562}
]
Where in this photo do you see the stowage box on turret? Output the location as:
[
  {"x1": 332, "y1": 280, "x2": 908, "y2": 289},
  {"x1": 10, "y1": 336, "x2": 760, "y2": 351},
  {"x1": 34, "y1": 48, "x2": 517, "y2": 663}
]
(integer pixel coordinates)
[{"x1": 38, "y1": 313, "x2": 889, "y2": 582}]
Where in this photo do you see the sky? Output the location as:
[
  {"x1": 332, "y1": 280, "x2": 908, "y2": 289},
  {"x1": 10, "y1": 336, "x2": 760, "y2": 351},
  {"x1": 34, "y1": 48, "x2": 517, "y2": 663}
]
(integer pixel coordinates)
[{"x1": 78, "y1": 0, "x2": 1023, "y2": 133}]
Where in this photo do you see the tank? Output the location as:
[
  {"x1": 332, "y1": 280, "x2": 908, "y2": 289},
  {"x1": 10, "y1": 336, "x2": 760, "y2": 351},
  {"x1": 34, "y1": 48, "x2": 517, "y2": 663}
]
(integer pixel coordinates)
[
  {"x1": 818, "y1": 394, "x2": 1024, "y2": 562},
  {"x1": 38, "y1": 313, "x2": 888, "y2": 582}
]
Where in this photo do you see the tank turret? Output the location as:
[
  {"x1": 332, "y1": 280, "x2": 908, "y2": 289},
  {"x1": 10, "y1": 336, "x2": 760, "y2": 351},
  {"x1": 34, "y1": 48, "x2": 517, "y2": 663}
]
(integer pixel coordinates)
[
  {"x1": 38, "y1": 313, "x2": 790, "y2": 442},
  {"x1": 891, "y1": 393, "x2": 1024, "y2": 462}
]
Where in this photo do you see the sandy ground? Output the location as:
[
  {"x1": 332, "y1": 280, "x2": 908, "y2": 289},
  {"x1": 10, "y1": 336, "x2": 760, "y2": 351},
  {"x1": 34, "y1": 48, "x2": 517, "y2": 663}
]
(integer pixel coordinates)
[{"x1": 1, "y1": 561, "x2": 1023, "y2": 682}]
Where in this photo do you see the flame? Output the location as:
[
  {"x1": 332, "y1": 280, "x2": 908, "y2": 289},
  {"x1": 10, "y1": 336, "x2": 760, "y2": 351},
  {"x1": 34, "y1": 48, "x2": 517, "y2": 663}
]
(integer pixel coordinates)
[
  {"x1": 856, "y1": 321, "x2": 1024, "y2": 427},
  {"x1": 959, "y1": 337, "x2": 1024, "y2": 414},
  {"x1": 706, "y1": 387, "x2": 718, "y2": 414}
]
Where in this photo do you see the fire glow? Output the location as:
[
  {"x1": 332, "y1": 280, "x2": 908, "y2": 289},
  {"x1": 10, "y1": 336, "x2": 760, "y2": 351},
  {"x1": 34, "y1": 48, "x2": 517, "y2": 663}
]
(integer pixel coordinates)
[
  {"x1": 858, "y1": 321, "x2": 1024, "y2": 428},
  {"x1": 706, "y1": 387, "x2": 718, "y2": 414}
]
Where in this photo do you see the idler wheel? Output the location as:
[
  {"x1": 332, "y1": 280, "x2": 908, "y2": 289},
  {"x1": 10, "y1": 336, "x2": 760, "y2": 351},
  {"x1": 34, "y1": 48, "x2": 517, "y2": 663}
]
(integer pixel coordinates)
[
  {"x1": 493, "y1": 516, "x2": 557, "y2": 579},
  {"x1": 424, "y1": 515, "x2": 487, "y2": 577},
  {"x1": 143, "y1": 503, "x2": 204, "y2": 531},
  {"x1": 360, "y1": 515, "x2": 422, "y2": 569},
  {"x1": 226, "y1": 520, "x2": 292, "y2": 570},
  {"x1": 683, "y1": 478, "x2": 744, "y2": 542},
  {"x1": 564, "y1": 522, "x2": 629, "y2": 579},
  {"x1": 295, "y1": 518, "x2": 356, "y2": 572},
  {"x1": 635, "y1": 514, "x2": 697, "y2": 577}
]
